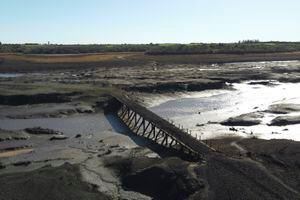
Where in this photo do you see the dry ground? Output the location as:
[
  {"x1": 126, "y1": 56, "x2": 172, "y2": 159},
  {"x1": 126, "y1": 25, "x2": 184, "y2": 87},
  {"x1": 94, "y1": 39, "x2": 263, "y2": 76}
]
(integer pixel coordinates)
[{"x1": 1, "y1": 51, "x2": 300, "y2": 72}]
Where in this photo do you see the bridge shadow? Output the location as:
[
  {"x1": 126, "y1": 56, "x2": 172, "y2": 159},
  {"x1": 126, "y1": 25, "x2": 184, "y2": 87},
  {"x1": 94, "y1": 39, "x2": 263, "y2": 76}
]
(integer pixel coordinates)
[
  {"x1": 105, "y1": 112, "x2": 151, "y2": 147},
  {"x1": 105, "y1": 112, "x2": 195, "y2": 161}
]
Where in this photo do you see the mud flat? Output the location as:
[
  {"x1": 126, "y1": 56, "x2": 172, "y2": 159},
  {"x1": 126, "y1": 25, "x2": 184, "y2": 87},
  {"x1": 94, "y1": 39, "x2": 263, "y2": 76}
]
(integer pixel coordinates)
[
  {"x1": 0, "y1": 82, "x2": 163, "y2": 199},
  {"x1": 0, "y1": 91, "x2": 299, "y2": 199},
  {"x1": 0, "y1": 57, "x2": 300, "y2": 199},
  {"x1": 0, "y1": 163, "x2": 110, "y2": 200},
  {"x1": 265, "y1": 103, "x2": 300, "y2": 114},
  {"x1": 220, "y1": 112, "x2": 263, "y2": 126},
  {"x1": 270, "y1": 115, "x2": 300, "y2": 126}
]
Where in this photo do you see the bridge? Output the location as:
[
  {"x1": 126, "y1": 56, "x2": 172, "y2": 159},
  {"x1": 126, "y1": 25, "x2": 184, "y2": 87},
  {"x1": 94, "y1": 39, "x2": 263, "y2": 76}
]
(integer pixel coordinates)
[{"x1": 106, "y1": 92, "x2": 215, "y2": 160}]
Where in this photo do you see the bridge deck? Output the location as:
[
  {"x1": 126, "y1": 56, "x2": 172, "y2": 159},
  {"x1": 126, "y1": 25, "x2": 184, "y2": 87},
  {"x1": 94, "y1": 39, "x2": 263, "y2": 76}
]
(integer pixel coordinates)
[{"x1": 112, "y1": 93, "x2": 214, "y2": 155}]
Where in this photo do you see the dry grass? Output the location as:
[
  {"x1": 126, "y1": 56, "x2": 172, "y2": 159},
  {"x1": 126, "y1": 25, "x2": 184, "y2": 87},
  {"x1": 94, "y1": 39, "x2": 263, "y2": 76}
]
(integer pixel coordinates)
[
  {"x1": 136, "y1": 51, "x2": 300, "y2": 64},
  {"x1": 0, "y1": 51, "x2": 299, "y2": 72},
  {"x1": 0, "y1": 52, "x2": 137, "y2": 63},
  {"x1": 1, "y1": 51, "x2": 300, "y2": 65},
  {"x1": 0, "y1": 82, "x2": 115, "y2": 95}
]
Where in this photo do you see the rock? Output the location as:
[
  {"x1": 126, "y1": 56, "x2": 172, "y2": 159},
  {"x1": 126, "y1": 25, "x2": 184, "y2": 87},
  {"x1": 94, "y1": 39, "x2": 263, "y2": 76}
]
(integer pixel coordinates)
[
  {"x1": 0, "y1": 129, "x2": 30, "y2": 141},
  {"x1": 98, "y1": 149, "x2": 112, "y2": 157},
  {"x1": 246, "y1": 152, "x2": 252, "y2": 157},
  {"x1": 265, "y1": 104, "x2": 300, "y2": 114},
  {"x1": 13, "y1": 161, "x2": 31, "y2": 166},
  {"x1": 0, "y1": 92, "x2": 78, "y2": 106},
  {"x1": 248, "y1": 81, "x2": 276, "y2": 86},
  {"x1": 59, "y1": 109, "x2": 76, "y2": 115},
  {"x1": 25, "y1": 127, "x2": 63, "y2": 135},
  {"x1": 121, "y1": 157, "x2": 205, "y2": 200},
  {"x1": 269, "y1": 115, "x2": 300, "y2": 126},
  {"x1": 207, "y1": 121, "x2": 218, "y2": 124},
  {"x1": 125, "y1": 80, "x2": 226, "y2": 93},
  {"x1": 49, "y1": 135, "x2": 68, "y2": 141},
  {"x1": 221, "y1": 112, "x2": 263, "y2": 126},
  {"x1": 0, "y1": 163, "x2": 5, "y2": 169},
  {"x1": 229, "y1": 127, "x2": 238, "y2": 132},
  {"x1": 271, "y1": 131, "x2": 281, "y2": 134},
  {"x1": 109, "y1": 144, "x2": 120, "y2": 149},
  {"x1": 76, "y1": 106, "x2": 94, "y2": 114},
  {"x1": 75, "y1": 134, "x2": 82, "y2": 138}
]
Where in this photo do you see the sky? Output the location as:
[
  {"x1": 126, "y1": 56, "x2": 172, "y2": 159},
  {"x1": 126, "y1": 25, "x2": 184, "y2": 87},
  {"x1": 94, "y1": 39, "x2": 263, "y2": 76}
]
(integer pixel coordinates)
[{"x1": 1, "y1": 0, "x2": 300, "y2": 44}]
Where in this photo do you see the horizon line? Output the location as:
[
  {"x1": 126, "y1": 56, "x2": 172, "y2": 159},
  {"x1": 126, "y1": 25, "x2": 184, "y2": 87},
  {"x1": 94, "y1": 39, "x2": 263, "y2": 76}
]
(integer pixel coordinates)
[{"x1": 1, "y1": 40, "x2": 300, "y2": 45}]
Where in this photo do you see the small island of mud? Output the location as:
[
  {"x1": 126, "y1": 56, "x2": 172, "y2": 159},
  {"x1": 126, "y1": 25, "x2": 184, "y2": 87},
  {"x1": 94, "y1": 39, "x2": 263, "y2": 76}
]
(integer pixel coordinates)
[{"x1": 221, "y1": 112, "x2": 263, "y2": 126}]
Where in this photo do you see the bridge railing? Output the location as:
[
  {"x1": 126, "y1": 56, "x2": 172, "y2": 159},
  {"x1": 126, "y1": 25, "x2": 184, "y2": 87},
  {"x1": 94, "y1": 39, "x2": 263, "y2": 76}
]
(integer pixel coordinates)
[{"x1": 117, "y1": 103, "x2": 203, "y2": 160}]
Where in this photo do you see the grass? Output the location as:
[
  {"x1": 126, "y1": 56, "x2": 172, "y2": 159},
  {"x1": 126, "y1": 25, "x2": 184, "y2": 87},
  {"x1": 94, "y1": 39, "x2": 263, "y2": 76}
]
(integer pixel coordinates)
[
  {"x1": 0, "y1": 81, "x2": 116, "y2": 96},
  {"x1": 0, "y1": 50, "x2": 300, "y2": 73},
  {"x1": 0, "y1": 52, "x2": 136, "y2": 63}
]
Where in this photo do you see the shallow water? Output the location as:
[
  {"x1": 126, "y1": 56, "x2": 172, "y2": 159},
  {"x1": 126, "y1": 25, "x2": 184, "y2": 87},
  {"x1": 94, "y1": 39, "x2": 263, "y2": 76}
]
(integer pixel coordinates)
[
  {"x1": 0, "y1": 73, "x2": 23, "y2": 78},
  {"x1": 0, "y1": 114, "x2": 111, "y2": 136},
  {"x1": 150, "y1": 81, "x2": 300, "y2": 141},
  {"x1": 0, "y1": 113, "x2": 143, "y2": 146}
]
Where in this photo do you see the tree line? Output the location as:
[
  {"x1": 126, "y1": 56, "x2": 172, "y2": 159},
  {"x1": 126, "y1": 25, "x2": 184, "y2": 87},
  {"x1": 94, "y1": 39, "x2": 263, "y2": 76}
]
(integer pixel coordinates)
[{"x1": 0, "y1": 42, "x2": 300, "y2": 55}]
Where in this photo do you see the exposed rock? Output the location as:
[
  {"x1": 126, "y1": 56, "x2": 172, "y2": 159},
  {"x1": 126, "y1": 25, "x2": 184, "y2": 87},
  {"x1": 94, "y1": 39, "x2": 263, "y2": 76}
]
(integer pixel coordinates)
[
  {"x1": 0, "y1": 92, "x2": 80, "y2": 106},
  {"x1": 265, "y1": 104, "x2": 300, "y2": 114},
  {"x1": 221, "y1": 112, "x2": 263, "y2": 126},
  {"x1": 76, "y1": 107, "x2": 94, "y2": 114},
  {"x1": 0, "y1": 163, "x2": 5, "y2": 169},
  {"x1": 248, "y1": 80, "x2": 277, "y2": 86},
  {"x1": 124, "y1": 80, "x2": 226, "y2": 93},
  {"x1": 271, "y1": 131, "x2": 281, "y2": 134},
  {"x1": 13, "y1": 161, "x2": 32, "y2": 166},
  {"x1": 25, "y1": 127, "x2": 63, "y2": 135},
  {"x1": 0, "y1": 129, "x2": 30, "y2": 141},
  {"x1": 49, "y1": 135, "x2": 68, "y2": 141},
  {"x1": 269, "y1": 115, "x2": 300, "y2": 126},
  {"x1": 229, "y1": 127, "x2": 238, "y2": 132},
  {"x1": 109, "y1": 145, "x2": 120, "y2": 149},
  {"x1": 98, "y1": 149, "x2": 112, "y2": 157},
  {"x1": 58, "y1": 109, "x2": 77, "y2": 115},
  {"x1": 110, "y1": 157, "x2": 206, "y2": 200}
]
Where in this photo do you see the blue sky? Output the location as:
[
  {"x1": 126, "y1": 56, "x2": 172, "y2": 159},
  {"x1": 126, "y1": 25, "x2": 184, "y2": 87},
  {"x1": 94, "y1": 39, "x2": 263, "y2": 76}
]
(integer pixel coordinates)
[{"x1": 1, "y1": 0, "x2": 299, "y2": 44}]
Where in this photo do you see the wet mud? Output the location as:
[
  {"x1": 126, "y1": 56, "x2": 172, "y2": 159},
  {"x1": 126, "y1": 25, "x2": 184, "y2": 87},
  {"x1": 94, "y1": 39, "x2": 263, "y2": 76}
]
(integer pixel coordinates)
[{"x1": 0, "y1": 58, "x2": 299, "y2": 199}]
